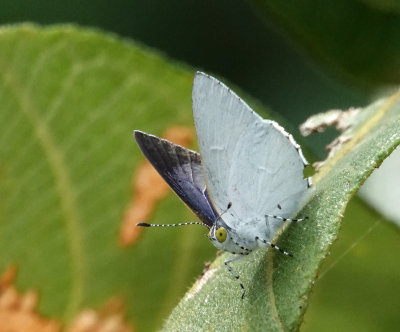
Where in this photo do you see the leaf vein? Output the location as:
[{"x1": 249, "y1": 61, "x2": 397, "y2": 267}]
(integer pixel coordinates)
[{"x1": 0, "y1": 60, "x2": 85, "y2": 320}]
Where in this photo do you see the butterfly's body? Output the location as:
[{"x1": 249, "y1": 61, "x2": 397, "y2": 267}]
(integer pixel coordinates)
[
  {"x1": 209, "y1": 212, "x2": 301, "y2": 256},
  {"x1": 135, "y1": 72, "x2": 311, "y2": 298}
]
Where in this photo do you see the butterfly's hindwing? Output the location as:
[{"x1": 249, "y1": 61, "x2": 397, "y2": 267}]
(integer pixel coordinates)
[{"x1": 192, "y1": 72, "x2": 309, "y2": 234}]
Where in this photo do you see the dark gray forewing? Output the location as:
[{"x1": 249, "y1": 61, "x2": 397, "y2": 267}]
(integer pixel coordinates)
[{"x1": 134, "y1": 130, "x2": 218, "y2": 227}]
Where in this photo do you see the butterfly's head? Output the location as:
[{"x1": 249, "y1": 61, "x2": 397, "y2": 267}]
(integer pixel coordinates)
[{"x1": 207, "y1": 219, "x2": 234, "y2": 251}]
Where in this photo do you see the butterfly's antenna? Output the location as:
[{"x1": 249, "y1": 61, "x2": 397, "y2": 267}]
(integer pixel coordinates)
[
  {"x1": 216, "y1": 202, "x2": 232, "y2": 221},
  {"x1": 137, "y1": 221, "x2": 208, "y2": 228},
  {"x1": 138, "y1": 203, "x2": 233, "y2": 229}
]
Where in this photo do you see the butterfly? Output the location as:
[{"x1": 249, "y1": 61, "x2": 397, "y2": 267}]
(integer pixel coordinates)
[{"x1": 135, "y1": 72, "x2": 311, "y2": 298}]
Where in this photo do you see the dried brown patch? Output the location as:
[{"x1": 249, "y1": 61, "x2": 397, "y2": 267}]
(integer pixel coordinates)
[
  {"x1": 300, "y1": 108, "x2": 361, "y2": 170},
  {"x1": 120, "y1": 126, "x2": 194, "y2": 246},
  {"x1": 0, "y1": 265, "x2": 61, "y2": 332},
  {"x1": 300, "y1": 108, "x2": 360, "y2": 136},
  {"x1": 0, "y1": 267, "x2": 134, "y2": 332},
  {"x1": 66, "y1": 298, "x2": 133, "y2": 332}
]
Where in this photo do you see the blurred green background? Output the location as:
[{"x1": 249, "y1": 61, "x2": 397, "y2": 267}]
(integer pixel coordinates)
[
  {"x1": 1, "y1": 1, "x2": 399, "y2": 331},
  {"x1": 0, "y1": 0, "x2": 374, "y2": 154}
]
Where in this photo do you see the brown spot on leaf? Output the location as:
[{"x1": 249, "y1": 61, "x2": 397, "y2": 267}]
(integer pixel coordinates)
[
  {"x1": 0, "y1": 265, "x2": 17, "y2": 290},
  {"x1": 120, "y1": 126, "x2": 194, "y2": 247},
  {"x1": 0, "y1": 267, "x2": 135, "y2": 332},
  {"x1": 0, "y1": 265, "x2": 61, "y2": 332},
  {"x1": 66, "y1": 298, "x2": 133, "y2": 332}
]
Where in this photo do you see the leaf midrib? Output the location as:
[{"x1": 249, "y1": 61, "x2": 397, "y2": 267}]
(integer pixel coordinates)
[{"x1": 0, "y1": 55, "x2": 85, "y2": 320}]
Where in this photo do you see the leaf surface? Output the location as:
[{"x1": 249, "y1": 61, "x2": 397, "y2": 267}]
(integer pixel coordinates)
[{"x1": 0, "y1": 24, "x2": 215, "y2": 331}]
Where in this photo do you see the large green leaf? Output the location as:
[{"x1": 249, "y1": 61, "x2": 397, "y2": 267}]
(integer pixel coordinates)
[
  {"x1": 0, "y1": 24, "x2": 218, "y2": 331},
  {"x1": 163, "y1": 93, "x2": 400, "y2": 330},
  {"x1": 249, "y1": 0, "x2": 400, "y2": 89}
]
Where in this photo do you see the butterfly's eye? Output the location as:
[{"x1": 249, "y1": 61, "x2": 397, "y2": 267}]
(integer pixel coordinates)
[{"x1": 216, "y1": 227, "x2": 227, "y2": 243}]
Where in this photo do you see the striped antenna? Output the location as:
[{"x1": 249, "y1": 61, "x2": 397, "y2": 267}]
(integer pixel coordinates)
[
  {"x1": 137, "y1": 202, "x2": 233, "y2": 229},
  {"x1": 136, "y1": 221, "x2": 207, "y2": 228}
]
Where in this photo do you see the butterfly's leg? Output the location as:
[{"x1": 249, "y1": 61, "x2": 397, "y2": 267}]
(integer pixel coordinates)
[
  {"x1": 265, "y1": 214, "x2": 308, "y2": 223},
  {"x1": 224, "y1": 255, "x2": 246, "y2": 299},
  {"x1": 255, "y1": 236, "x2": 293, "y2": 257}
]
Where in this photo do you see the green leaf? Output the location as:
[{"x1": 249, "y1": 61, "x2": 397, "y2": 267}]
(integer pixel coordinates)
[
  {"x1": 249, "y1": 0, "x2": 400, "y2": 89},
  {"x1": 0, "y1": 24, "x2": 217, "y2": 331},
  {"x1": 303, "y1": 196, "x2": 400, "y2": 331},
  {"x1": 162, "y1": 93, "x2": 400, "y2": 330}
]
